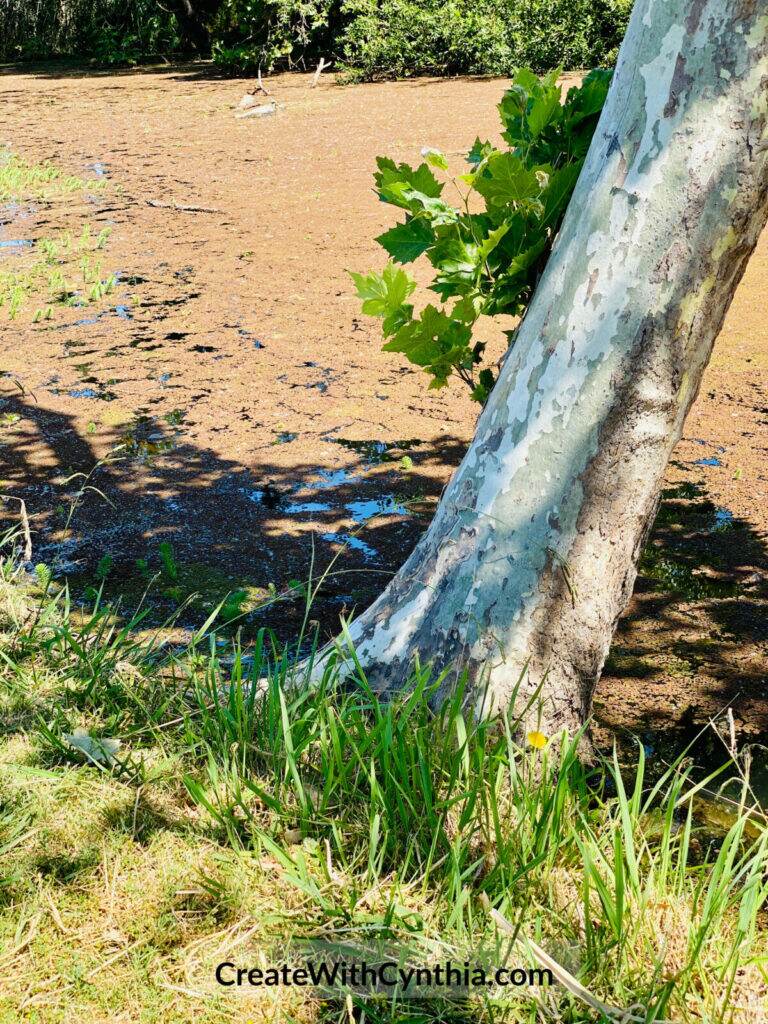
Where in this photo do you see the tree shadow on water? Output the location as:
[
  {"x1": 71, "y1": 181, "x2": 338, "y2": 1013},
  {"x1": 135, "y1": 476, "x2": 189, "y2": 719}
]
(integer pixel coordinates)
[
  {"x1": 595, "y1": 479, "x2": 768, "y2": 745},
  {"x1": 2, "y1": 386, "x2": 767, "y2": 743},
  {"x1": 0, "y1": 388, "x2": 467, "y2": 642}
]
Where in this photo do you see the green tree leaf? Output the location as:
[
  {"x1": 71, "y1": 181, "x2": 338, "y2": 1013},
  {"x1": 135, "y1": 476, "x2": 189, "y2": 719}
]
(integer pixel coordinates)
[
  {"x1": 376, "y1": 217, "x2": 434, "y2": 263},
  {"x1": 355, "y1": 68, "x2": 608, "y2": 405},
  {"x1": 421, "y1": 147, "x2": 449, "y2": 171},
  {"x1": 349, "y1": 263, "x2": 416, "y2": 317},
  {"x1": 467, "y1": 137, "x2": 495, "y2": 166},
  {"x1": 374, "y1": 157, "x2": 443, "y2": 210},
  {"x1": 526, "y1": 86, "x2": 562, "y2": 139},
  {"x1": 566, "y1": 68, "x2": 613, "y2": 125},
  {"x1": 473, "y1": 153, "x2": 541, "y2": 208},
  {"x1": 541, "y1": 163, "x2": 582, "y2": 228}
]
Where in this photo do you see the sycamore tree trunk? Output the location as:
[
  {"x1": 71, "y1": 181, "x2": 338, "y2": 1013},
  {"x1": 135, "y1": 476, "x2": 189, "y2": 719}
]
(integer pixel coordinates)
[{"x1": 317, "y1": 0, "x2": 768, "y2": 737}]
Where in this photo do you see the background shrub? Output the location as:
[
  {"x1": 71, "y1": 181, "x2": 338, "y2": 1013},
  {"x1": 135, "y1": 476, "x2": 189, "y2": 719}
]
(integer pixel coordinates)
[
  {"x1": 0, "y1": 0, "x2": 181, "y2": 64},
  {"x1": 1, "y1": 0, "x2": 632, "y2": 76},
  {"x1": 338, "y1": 0, "x2": 632, "y2": 81}
]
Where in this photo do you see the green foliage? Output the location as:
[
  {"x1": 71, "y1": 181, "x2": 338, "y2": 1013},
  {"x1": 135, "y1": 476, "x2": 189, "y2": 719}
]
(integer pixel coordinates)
[
  {"x1": 1, "y1": 536, "x2": 767, "y2": 1019},
  {"x1": 354, "y1": 68, "x2": 611, "y2": 403},
  {"x1": 340, "y1": 0, "x2": 630, "y2": 80},
  {"x1": 212, "y1": 0, "x2": 337, "y2": 72},
  {"x1": 0, "y1": 0, "x2": 181, "y2": 63},
  {"x1": 211, "y1": 0, "x2": 631, "y2": 77},
  {"x1": 158, "y1": 541, "x2": 179, "y2": 582},
  {"x1": 0, "y1": 0, "x2": 631, "y2": 74}
]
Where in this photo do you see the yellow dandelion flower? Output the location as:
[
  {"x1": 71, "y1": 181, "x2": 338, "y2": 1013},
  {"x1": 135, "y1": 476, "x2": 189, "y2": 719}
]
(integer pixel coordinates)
[{"x1": 527, "y1": 730, "x2": 547, "y2": 750}]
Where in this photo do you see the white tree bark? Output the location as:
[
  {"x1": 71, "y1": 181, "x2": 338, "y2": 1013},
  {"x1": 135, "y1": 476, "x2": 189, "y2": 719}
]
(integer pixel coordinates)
[{"x1": 318, "y1": 0, "x2": 768, "y2": 737}]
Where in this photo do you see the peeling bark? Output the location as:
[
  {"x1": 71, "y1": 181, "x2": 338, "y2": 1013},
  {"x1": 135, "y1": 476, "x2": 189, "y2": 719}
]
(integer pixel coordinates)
[{"x1": 317, "y1": 0, "x2": 768, "y2": 737}]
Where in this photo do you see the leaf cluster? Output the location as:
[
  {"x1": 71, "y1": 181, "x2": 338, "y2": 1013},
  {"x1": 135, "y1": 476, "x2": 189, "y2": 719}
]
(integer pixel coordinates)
[{"x1": 352, "y1": 68, "x2": 611, "y2": 403}]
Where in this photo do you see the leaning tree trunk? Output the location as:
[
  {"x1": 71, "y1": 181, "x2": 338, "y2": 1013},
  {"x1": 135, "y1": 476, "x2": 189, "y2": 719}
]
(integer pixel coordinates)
[{"x1": 316, "y1": 0, "x2": 768, "y2": 737}]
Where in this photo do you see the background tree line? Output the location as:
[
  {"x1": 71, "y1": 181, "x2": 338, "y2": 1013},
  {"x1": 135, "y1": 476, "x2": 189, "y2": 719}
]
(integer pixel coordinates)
[{"x1": 0, "y1": 0, "x2": 632, "y2": 79}]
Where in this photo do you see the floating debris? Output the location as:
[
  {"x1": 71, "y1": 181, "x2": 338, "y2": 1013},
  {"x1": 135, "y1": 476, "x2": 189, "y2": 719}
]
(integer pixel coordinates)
[{"x1": 236, "y1": 100, "x2": 277, "y2": 120}]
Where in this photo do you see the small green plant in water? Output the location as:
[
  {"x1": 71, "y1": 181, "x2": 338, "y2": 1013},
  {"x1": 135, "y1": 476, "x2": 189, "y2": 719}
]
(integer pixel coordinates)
[
  {"x1": 158, "y1": 541, "x2": 179, "y2": 582},
  {"x1": 352, "y1": 68, "x2": 610, "y2": 403}
]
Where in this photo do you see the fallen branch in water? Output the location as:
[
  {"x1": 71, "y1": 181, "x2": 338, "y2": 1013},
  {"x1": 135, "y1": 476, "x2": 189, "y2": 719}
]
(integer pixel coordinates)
[
  {"x1": 235, "y1": 100, "x2": 277, "y2": 120},
  {"x1": 146, "y1": 199, "x2": 221, "y2": 214},
  {"x1": 311, "y1": 58, "x2": 332, "y2": 88}
]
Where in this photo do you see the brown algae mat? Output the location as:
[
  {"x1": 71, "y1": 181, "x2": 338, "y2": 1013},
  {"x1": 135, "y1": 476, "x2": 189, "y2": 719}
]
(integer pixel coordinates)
[{"x1": 1, "y1": 63, "x2": 766, "y2": 744}]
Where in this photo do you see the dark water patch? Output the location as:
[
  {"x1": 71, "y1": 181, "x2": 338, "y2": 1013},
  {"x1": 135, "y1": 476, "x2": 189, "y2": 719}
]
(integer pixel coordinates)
[
  {"x1": 321, "y1": 532, "x2": 379, "y2": 561},
  {"x1": 309, "y1": 468, "x2": 359, "y2": 489},
  {"x1": 690, "y1": 438, "x2": 726, "y2": 450},
  {"x1": 661, "y1": 481, "x2": 704, "y2": 501},
  {"x1": 280, "y1": 365, "x2": 336, "y2": 393},
  {"x1": 345, "y1": 496, "x2": 408, "y2": 522},
  {"x1": 284, "y1": 501, "x2": 333, "y2": 514},
  {"x1": 0, "y1": 238, "x2": 33, "y2": 250},
  {"x1": 710, "y1": 508, "x2": 734, "y2": 533},
  {"x1": 244, "y1": 485, "x2": 283, "y2": 508},
  {"x1": 138, "y1": 291, "x2": 201, "y2": 310},
  {"x1": 130, "y1": 339, "x2": 163, "y2": 351},
  {"x1": 120, "y1": 416, "x2": 177, "y2": 463},
  {"x1": 68, "y1": 387, "x2": 118, "y2": 401},
  {"x1": 639, "y1": 546, "x2": 739, "y2": 600},
  {"x1": 238, "y1": 327, "x2": 264, "y2": 349},
  {"x1": 628, "y1": 724, "x2": 768, "y2": 810},
  {"x1": 74, "y1": 304, "x2": 132, "y2": 327},
  {"x1": 326, "y1": 437, "x2": 423, "y2": 465}
]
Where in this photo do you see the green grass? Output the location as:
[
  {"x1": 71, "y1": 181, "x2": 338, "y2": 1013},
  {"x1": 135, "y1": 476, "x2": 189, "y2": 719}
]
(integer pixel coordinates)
[
  {"x1": 0, "y1": 152, "x2": 104, "y2": 203},
  {"x1": 0, "y1": 223, "x2": 116, "y2": 322},
  {"x1": 1, "y1": 534, "x2": 766, "y2": 1023},
  {"x1": 0, "y1": 150, "x2": 115, "y2": 322}
]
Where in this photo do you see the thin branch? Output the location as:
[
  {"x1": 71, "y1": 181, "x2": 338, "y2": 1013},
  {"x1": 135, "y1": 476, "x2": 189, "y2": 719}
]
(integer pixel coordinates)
[{"x1": 146, "y1": 199, "x2": 221, "y2": 213}]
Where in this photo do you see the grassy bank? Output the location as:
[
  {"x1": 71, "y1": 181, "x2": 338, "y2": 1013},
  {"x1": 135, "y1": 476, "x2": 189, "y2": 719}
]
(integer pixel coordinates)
[{"x1": 1, "y1": 532, "x2": 767, "y2": 1023}]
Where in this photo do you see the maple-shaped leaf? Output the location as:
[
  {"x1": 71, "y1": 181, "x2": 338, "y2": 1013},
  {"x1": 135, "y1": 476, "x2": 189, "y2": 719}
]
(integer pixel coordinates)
[
  {"x1": 376, "y1": 217, "x2": 434, "y2": 263},
  {"x1": 473, "y1": 153, "x2": 541, "y2": 209},
  {"x1": 374, "y1": 157, "x2": 443, "y2": 210},
  {"x1": 349, "y1": 263, "x2": 416, "y2": 317}
]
